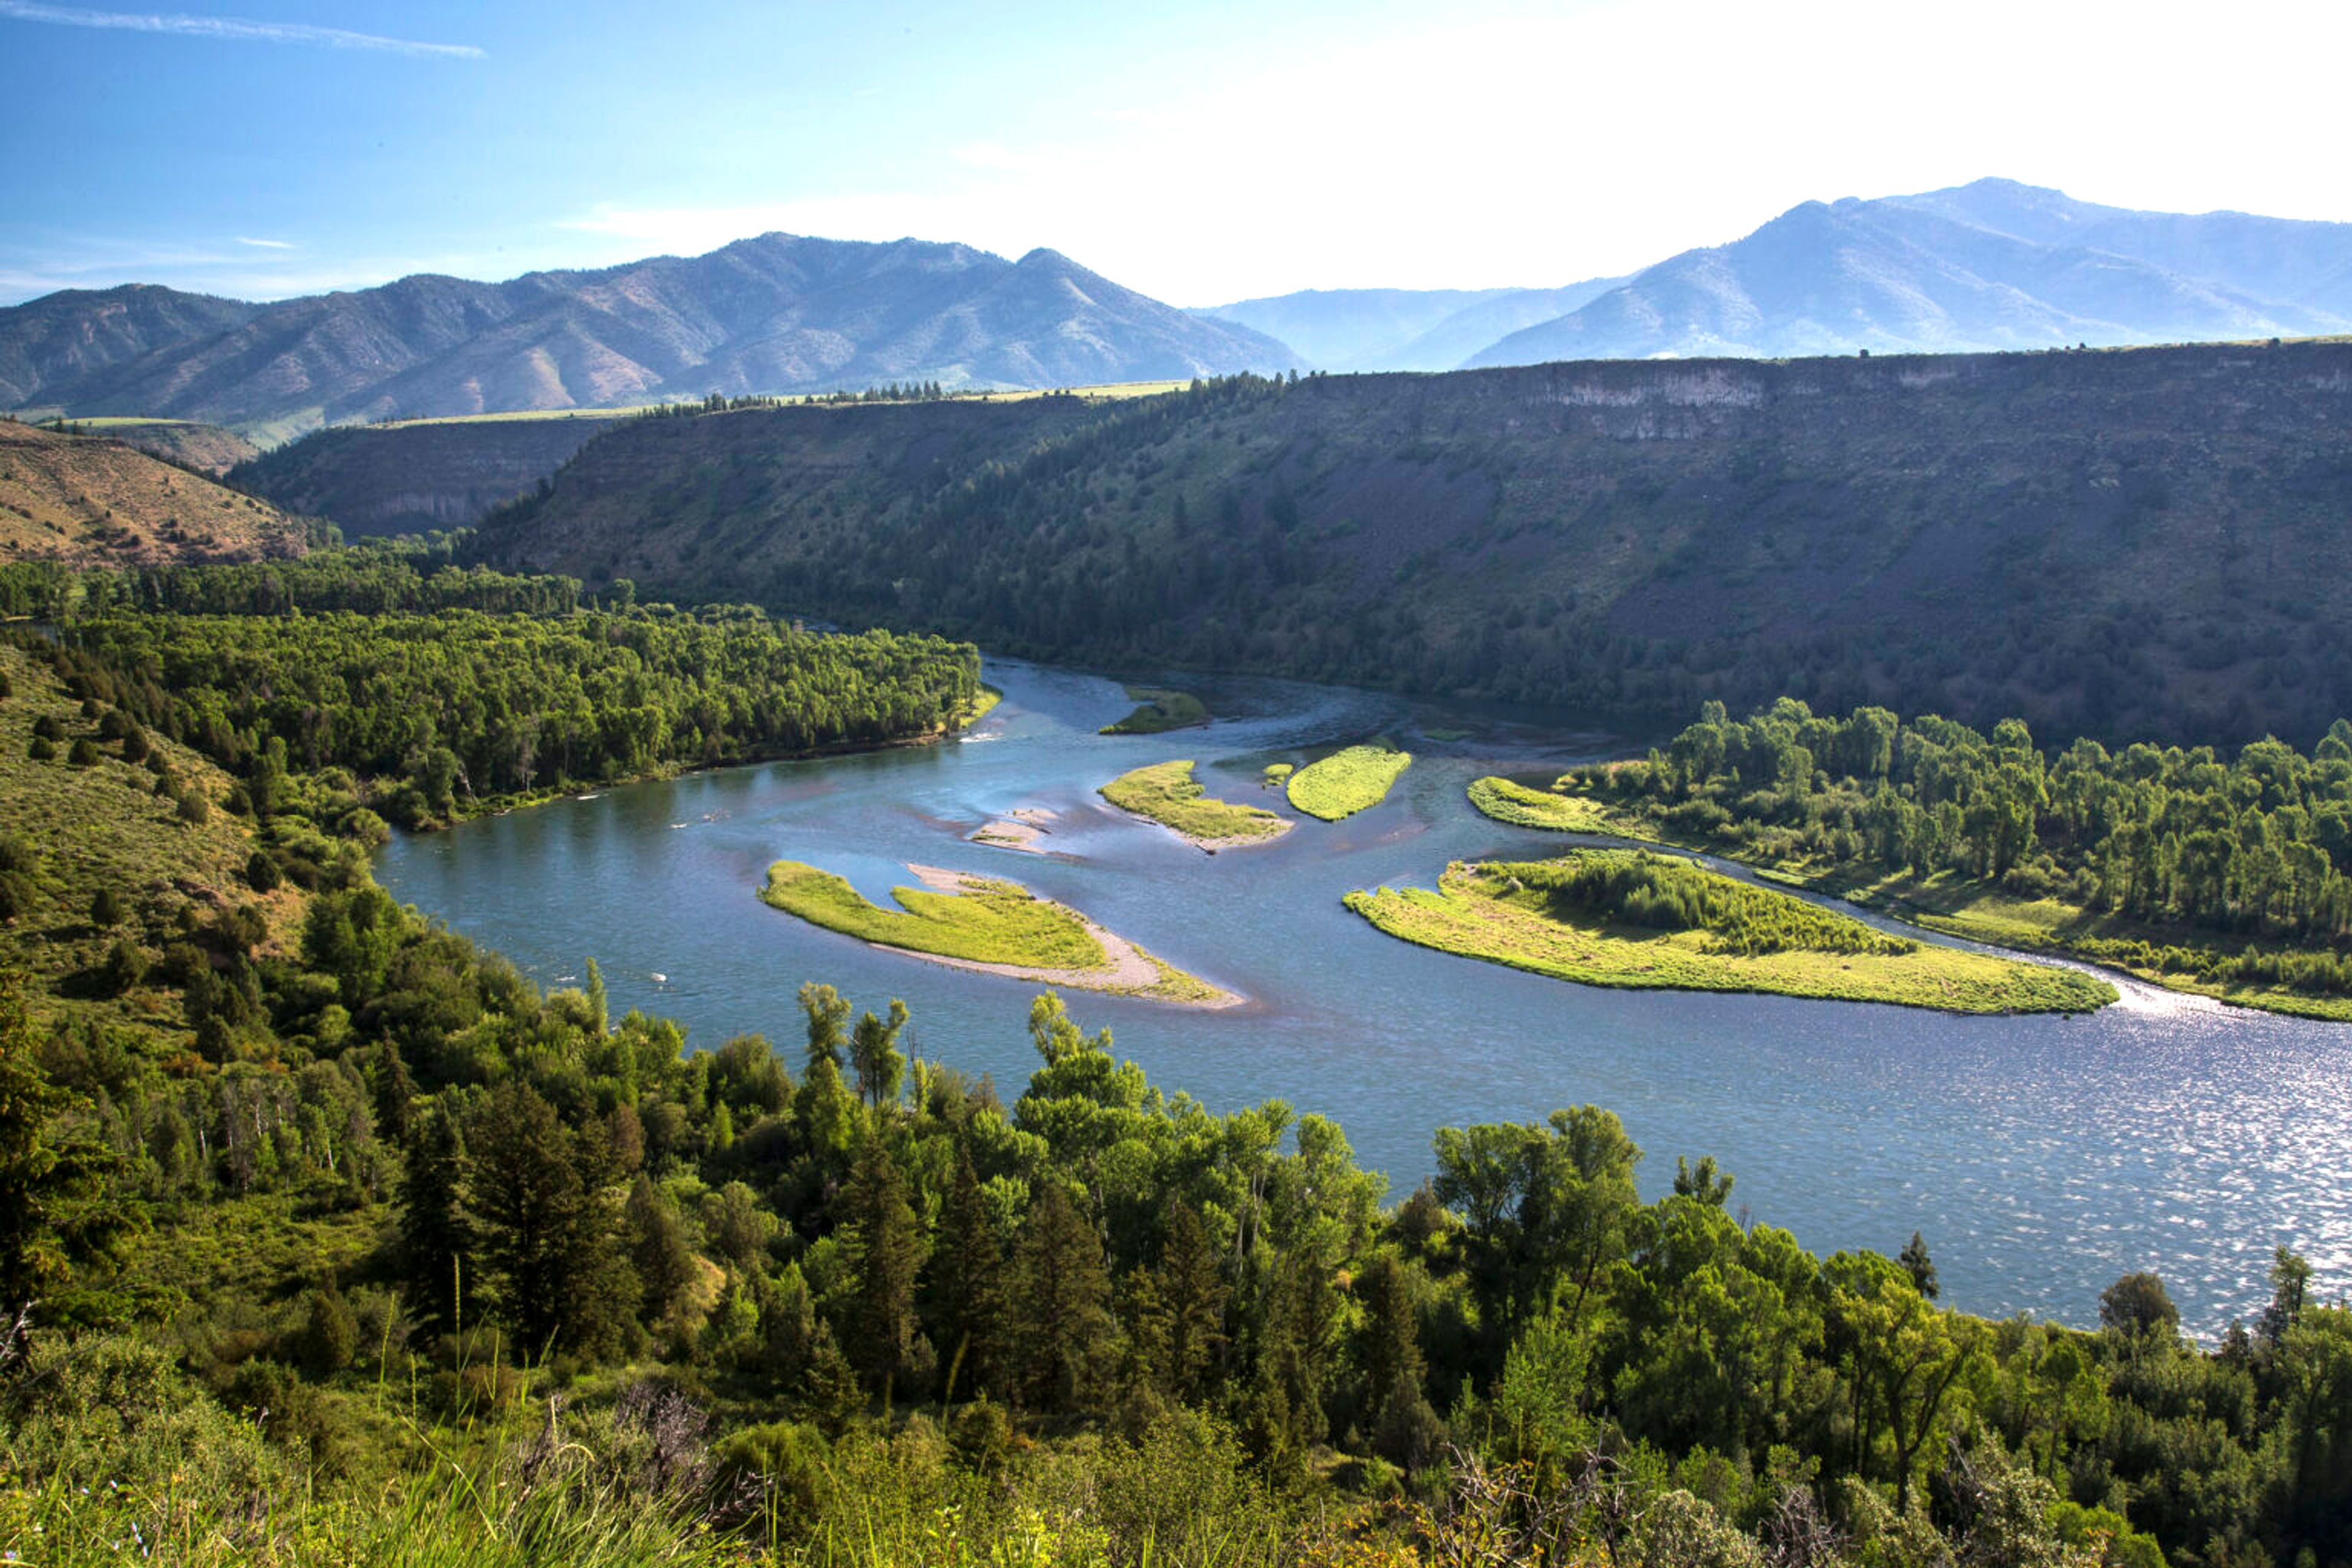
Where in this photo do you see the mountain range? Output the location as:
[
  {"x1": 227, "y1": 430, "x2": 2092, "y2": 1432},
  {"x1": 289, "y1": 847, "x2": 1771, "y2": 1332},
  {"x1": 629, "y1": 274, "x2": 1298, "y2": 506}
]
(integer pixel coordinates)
[
  {"x1": 6, "y1": 178, "x2": 2351, "y2": 440},
  {"x1": 0, "y1": 236, "x2": 1295, "y2": 437},
  {"x1": 1201, "y1": 179, "x2": 2352, "y2": 371}
]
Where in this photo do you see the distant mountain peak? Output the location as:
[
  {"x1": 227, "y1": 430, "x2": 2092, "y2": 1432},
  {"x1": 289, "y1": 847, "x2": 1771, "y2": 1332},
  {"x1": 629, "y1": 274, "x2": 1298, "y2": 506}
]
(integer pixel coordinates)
[{"x1": 0, "y1": 231, "x2": 1296, "y2": 433}]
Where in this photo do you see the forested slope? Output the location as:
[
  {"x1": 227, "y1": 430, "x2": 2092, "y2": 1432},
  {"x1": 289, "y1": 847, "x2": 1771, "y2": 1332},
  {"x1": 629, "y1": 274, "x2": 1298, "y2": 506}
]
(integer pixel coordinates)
[
  {"x1": 470, "y1": 341, "x2": 2352, "y2": 748},
  {"x1": 2, "y1": 616, "x2": 2348, "y2": 1567}
]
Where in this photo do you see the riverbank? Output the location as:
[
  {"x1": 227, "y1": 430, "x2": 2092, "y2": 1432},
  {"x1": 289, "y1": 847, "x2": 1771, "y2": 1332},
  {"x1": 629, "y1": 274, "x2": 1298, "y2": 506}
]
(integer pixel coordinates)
[
  {"x1": 1346, "y1": 854, "x2": 2116, "y2": 1014},
  {"x1": 1099, "y1": 760, "x2": 1292, "y2": 850},
  {"x1": 1468, "y1": 774, "x2": 2352, "y2": 1022},
  {"x1": 760, "y1": 859, "x2": 1238, "y2": 1007}
]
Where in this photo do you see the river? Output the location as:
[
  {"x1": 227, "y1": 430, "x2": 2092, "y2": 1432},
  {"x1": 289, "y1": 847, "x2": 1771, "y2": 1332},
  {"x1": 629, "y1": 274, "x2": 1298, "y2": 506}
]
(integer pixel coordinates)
[{"x1": 375, "y1": 658, "x2": 2351, "y2": 1336}]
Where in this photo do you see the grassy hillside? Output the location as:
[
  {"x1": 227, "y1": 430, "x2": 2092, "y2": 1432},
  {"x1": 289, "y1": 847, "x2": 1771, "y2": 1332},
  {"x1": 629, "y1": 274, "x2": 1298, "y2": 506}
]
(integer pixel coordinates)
[
  {"x1": 70, "y1": 418, "x2": 258, "y2": 474},
  {"x1": 471, "y1": 342, "x2": 2352, "y2": 748},
  {"x1": 0, "y1": 642, "x2": 290, "y2": 1052},
  {"x1": 0, "y1": 420, "x2": 305, "y2": 565}
]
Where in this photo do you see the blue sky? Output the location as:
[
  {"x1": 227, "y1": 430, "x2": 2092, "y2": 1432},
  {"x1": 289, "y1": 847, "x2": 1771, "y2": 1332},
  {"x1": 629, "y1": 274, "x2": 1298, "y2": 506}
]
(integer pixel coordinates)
[{"x1": 2, "y1": 0, "x2": 2347, "y2": 307}]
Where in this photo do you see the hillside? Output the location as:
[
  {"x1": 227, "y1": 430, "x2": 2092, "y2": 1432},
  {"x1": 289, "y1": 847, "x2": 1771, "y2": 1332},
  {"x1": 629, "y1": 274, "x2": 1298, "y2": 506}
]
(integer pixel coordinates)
[
  {"x1": 80, "y1": 418, "x2": 258, "y2": 474},
  {"x1": 0, "y1": 420, "x2": 306, "y2": 564},
  {"x1": 471, "y1": 341, "x2": 2352, "y2": 747},
  {"x1": 0, "y1": 235, "x2": 1297, "y2": 437},
  {"x1": 230, "y1": 413, "x2": 629, "y2": 535},
  {"x1": 1472, "y1": 178, "x2": 2352, "y2": 366}
]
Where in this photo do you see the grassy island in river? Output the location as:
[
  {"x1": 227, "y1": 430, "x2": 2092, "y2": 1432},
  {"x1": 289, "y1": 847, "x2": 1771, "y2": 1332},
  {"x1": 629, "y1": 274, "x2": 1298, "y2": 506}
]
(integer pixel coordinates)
[
  {"x1": 1099, "y1": 759, "x2": 1291, "y2": 847},
  {"x1": 1099, "y1": 685, "x2": 1208, "y2": 735},
  {"x1": 1477, "y1": 694, "x2": 2352, "y2": 1022},
  {"x1": 1346, "y1": 849, "x2": 2117, "y2": 1014},
  {"x1": 1286, "y1": 744, "x2": 1411, "y2": 821},
  {"x1": 761, "y1": 859, "x2": 1235, "y2": 1005}
]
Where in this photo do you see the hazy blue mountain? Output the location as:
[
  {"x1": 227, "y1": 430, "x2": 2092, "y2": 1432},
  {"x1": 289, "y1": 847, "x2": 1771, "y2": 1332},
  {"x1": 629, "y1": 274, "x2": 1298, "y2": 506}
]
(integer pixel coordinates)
[
  {"x1": 0, "y1": 235, "x2": 1297, "y2": 435},
  {"x1": 1194, "y1": 287, "x2": 1520, "y2": 369},
  {"x1": 1469, "y1": 179, "x2": 2352, "y2": 367},
  {"x1": 1196, "y1": 278, "x2": 1626, "y2": 371}
]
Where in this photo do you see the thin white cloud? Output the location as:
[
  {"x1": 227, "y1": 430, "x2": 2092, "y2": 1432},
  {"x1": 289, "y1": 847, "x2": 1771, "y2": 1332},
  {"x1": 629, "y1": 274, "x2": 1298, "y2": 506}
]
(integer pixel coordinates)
[
  {"x1": 0, "y1": 1, "x2": 483, "y2": 59},
  {"x1": 235, "y1": 236, "x2": 293, "y2": 250}
]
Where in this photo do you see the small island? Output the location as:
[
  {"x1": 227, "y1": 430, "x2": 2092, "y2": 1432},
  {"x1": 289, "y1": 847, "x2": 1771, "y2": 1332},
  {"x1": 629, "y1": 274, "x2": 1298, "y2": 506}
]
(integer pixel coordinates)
[
  {"x1": 761, "y1": 859, "x2": 1237, "y2": 1006},
  {"x1": 1099, "y1": 760, "x2": 1292, "y2": 849},
  {"x1": 1345, "y1": 849, "x2": 2116, "y2": 1015},
  {"x1": 1468, "y1": 775, "x2": 1637, "y2": 834},
  {"x1": 1099, "y1": 686, "x2": 1210, "y2": 735},
  {"x1": 1287, "y1": 744, "x2": 1412, "y2": 821}
]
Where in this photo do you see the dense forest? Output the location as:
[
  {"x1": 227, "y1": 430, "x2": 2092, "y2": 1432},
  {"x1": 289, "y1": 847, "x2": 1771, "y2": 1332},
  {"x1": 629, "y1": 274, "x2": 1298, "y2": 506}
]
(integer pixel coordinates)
[
  {"x1": 0, "y1": 584, "x2": 2348, "y2": 1565},
  {"x1": 0, "y1": 543, "x2": 981, "y2": 827},
  {"x1": 1545, "y1": 699, "x2": 2352, "y2": 1009},
  {"x1": 465, "y1": 343, "x2": 2352, "y2": 748}
]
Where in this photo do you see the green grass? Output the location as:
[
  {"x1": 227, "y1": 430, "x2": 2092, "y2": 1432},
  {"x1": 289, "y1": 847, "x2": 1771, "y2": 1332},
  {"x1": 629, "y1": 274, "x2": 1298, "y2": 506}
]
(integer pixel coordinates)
[
  {"x1": 1345, "y1": 854, "x2": 2116, "y2": 1015},
  {"x1": 1262, "y1": 763, "x2": 1294, "y2": 788},
  {"x1": 1099, "y1": 686, "x2": 1209, "y2": 735},
  {"x1": 761, "y1": 862, "x2": 1109, "y2": 969},
  {"x1": 1467, "y1": 775, "x2": 1648, "y2": 835},
  {"x1": 1099, "y1": 760, "x2": 1290, "y2": 845},
  {"x1": 1286, "y1": 745, "x2": 1412, "y2": 821},
  {"x1": 0, "y1": 644, "x2": 290, "y2": 1047}
]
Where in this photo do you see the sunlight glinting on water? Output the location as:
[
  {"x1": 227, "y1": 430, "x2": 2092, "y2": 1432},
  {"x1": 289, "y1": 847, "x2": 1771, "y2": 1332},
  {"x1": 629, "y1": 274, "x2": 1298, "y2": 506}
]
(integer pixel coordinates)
[{"x1": 377, "y1": 659, "x2": 2352, "y2": 1338}]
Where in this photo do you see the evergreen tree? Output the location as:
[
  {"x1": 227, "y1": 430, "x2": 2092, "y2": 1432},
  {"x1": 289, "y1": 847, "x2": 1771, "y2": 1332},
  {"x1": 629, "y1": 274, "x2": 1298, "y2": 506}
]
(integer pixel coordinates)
[
  {"x1": 1158, "y1": 1201, "x2": 1227, "y2": 1403},
  {"x1": 398, "y1": 1098, "x2": 469, "y2": 1336},
  {"x1": 843, "y1": 1136, "x2": 925, "y2": 1405},
  {"x1": 1014, "y1": 1182, "x2": 1113, "y2": 1415},
  {"x1": 925, "y1": 1144, "x2": 1002, "y2": 1403},
  {"x1": 0, "y1": 1001, "x2": 123, "y2": 1366},
  {"x1": 464, "y1": 1081, "x2": 637, "y2": 1361}
]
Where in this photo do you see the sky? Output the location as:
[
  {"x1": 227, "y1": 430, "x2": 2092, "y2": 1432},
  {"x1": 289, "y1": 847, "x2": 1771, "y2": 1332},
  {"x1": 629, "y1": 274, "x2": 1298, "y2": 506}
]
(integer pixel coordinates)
[{"x1": 2, "y1": 0, "x2": 2349, "y2": 309}]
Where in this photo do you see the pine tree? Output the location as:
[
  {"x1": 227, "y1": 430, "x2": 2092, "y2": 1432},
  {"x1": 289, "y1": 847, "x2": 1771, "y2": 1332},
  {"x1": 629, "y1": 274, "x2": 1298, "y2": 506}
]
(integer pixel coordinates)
[
  {"x1": 926, "y1": 1144, "x2": 1002, "y2": 1404},
  {"x1": 844, "y1": 1137, "x2": 926, "y2": 1406},
  {"x1": 398, "y1": 1098, "x2": 469, "y2": 1336},
  {"x1": 1014, "y1": 1182, "x2": 1113, "y2": 1415},
  {"x1": 1158, "y1": 1202, "x2": 1227, "y2": 1403},
  {"x1": 464, "y1": 1082, "x2": 638, "y2": 1362},
  {"x1": 1354, "y1": 1252, "x2": 1426, "y2": 1430}
]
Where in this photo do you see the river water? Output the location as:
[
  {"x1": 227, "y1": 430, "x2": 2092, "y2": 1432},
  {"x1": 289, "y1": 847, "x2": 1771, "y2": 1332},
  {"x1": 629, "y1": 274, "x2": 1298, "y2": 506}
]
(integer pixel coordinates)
[{"x1": 375, "y1": 659, "x2": 2350, "y2": 1335}]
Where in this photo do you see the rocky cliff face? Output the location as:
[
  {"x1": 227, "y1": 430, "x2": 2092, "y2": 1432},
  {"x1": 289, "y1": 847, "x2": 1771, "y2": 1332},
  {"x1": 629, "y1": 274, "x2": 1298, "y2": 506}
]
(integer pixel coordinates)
[
  {"x1": 232, "y1": 417, "x2": 628, "y2": 536},
  {"x1": 464, "y1": 342, "x2": 2352, "y2": 745}
]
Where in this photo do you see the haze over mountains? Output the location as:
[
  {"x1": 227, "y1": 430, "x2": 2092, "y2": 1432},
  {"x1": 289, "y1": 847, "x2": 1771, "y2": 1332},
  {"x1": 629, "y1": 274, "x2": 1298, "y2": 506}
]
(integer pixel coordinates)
[
  {"x1": 4, "y1": 178, "x2": 2350, "y2": 441},
  {"x1": 1204, "y1": 179, "x2": 2352, "y2": 371},
  {"x1": 0, "y1": 235, "x2": 1296, "y2": 437}
]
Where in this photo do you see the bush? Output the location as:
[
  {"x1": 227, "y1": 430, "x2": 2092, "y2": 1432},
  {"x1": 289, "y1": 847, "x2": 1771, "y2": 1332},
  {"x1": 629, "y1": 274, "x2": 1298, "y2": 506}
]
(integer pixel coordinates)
[
  {"x1": 66, "y1": 737, "x2": 100, "y2": 767},
  {"x1": 29, "y1": 736, "x2": 55, "y2": 761},
  {"x1": 176, "y1": 788, "x2": 213, "y2": 825},
  {"x1": 246, "y1": 848, "x2": 283, "y2": 892},
  {"x1": 90, "y1": 887, "x2": 124, "y2": 927}
]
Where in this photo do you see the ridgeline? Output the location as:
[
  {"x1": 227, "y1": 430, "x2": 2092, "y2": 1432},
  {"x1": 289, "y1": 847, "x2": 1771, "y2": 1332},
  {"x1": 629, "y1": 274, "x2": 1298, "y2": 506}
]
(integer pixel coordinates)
[{"x1": 462, "y1": 341, "x2": 2352, "y2": 749}]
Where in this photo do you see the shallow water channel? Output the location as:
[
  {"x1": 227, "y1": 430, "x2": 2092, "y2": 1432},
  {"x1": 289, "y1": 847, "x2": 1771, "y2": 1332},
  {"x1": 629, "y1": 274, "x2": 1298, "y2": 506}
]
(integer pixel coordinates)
[{"x1": 375, "y1": 659, "x2": 2352, "y2": 1335}]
